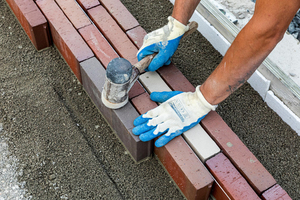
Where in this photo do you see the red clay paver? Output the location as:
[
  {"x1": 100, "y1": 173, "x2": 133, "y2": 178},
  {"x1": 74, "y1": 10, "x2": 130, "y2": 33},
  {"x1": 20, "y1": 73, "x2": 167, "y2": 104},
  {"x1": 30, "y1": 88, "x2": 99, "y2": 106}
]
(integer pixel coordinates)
[
  {"x1": 88, "y1": 5, "x2": 138, "y2": 64},
  {"x1": 261, "y1": 184, "x2": 292, "y2": 200},
  {"x1": 201, "y1": 111, "x2": 277, "y2": 194},
  {"x1": 131, "y1": 92, "x2": 157, "y2": 114},
  {"x1": 157, "y1": 63, "x2": 195, "y2": 92},
  {"x1": 126, "y1": 26, "x2": 147, "y2": 49},
  {"x1": 76, "y1": 0, "x2": 100, "y2": 11},
  {"x1": 128, "y1": 82, "x2": 145, "y2": 100},
  {"x1": 79, "y1": 24, "x2": 119, "y2": 68},
  {"x1": 155, "y1": 137, "x2": 214, "y2": 200},
  {"x1": 36, "y1": 0, "x2": 94, "y2": 82},
  {"x1": 5, "y1": 0, "x2": 51, "y2": 50},
  {"x1": 55, "y1": 0, "x2": 91, "y2": 29},
  {"x1": 80, "y1": 57, "x2": 152, "y2": 162},
  {"x1": 206, "y1": 153, "x2": 260, "y2": 200},
  {"x1": 99, "y1": 0, "x2": 139, "y2": 31},
  {"x1": 210, "y1": 181, "x2": 231, "y2": 200}
]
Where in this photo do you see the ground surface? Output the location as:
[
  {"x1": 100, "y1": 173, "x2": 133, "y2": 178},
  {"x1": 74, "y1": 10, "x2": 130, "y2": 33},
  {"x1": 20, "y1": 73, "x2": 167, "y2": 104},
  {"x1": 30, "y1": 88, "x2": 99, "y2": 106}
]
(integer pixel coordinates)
[{"x1": 0, "y1": 0, "x2": 299, "y2": 199}]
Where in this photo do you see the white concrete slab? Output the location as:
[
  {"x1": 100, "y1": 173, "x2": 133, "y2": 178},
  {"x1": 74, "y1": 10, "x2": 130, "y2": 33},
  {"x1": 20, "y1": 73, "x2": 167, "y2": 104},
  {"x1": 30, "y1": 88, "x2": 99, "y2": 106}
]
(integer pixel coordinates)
[
  {"x1": 139, "y1": 72, "x2": 171, "y2": 93},
  {"x1": 265, "y1": 91, "x2": 300, "y2": 135},
  {"x1": 139, "y1": 71, "x2": 220, "y2": 161},
  {"x1": 247, "y1": 70, "x2": 271, "y2": 100}
]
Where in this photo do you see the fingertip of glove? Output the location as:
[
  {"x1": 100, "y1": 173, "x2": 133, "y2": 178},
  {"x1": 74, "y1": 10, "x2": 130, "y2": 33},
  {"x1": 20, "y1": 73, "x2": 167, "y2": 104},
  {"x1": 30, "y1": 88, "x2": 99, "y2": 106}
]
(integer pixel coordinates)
[
  {"x1": 133, "y1": 114, "x2": 148, "y2": 126},
  {"x1": 133, "y1": 118, "x2": 139, "y2": 127},
  {"x1": 132, "y1": 127, "x2": 139, "y2": 135},
  {"x1": 164, "y1": 59, "x2": 171, "y2": 66},
  {"x1": 154, "y1": 139, "x2": 167, "y2": 148},
  {"x1": 150, "y1": 91, "x2": 183, "y2": 103},
  {"x1": 139, "y1": 134, "x2": 151, "y2": 142}
]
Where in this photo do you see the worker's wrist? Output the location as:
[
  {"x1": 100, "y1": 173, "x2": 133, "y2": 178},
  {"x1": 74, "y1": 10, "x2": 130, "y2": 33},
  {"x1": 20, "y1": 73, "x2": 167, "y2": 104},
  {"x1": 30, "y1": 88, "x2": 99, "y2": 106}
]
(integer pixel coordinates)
[
  {"x1": 199, "y1": 85, "x2": 220, "y2": 106},
  {"x1": 196, "y1": 85, "x2": 218, "y2": 111},
  {"x1": 168, "y1": 16, "x2": 189, "y2": 34},
  {"x1": 171, "y1": 14, "x2": 189, "y2": 26}
]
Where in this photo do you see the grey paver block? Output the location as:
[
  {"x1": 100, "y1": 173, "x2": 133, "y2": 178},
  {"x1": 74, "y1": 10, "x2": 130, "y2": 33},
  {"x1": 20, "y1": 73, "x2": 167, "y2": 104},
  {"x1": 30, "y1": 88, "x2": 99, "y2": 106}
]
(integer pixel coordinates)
[{"x1": 80, "y1": 57, "x2": 152, "y2": 162}]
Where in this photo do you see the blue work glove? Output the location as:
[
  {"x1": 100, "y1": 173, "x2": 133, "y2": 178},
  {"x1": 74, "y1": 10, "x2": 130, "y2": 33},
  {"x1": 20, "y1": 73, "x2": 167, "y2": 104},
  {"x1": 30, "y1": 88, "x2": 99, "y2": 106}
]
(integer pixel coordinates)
[
  {"x1": 132, "y1": 86, "x2": 218, "y2": 147},
  {"x1": 137, "y1": 16, "x2": 189, "y2": 71}
]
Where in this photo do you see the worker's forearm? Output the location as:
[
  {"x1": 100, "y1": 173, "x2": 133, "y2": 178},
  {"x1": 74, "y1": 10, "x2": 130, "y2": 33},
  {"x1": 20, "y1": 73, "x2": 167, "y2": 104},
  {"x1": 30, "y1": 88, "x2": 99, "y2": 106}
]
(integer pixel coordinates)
[
  {"x1": 200, "y1": 0, "x2": 300, "y2": 105},
  {"x1": 172, "y1": 0, "x2": 200, "y2": 25},
  {"x1": 200, "y1": 24, "x2": 273, "y2": 105}
]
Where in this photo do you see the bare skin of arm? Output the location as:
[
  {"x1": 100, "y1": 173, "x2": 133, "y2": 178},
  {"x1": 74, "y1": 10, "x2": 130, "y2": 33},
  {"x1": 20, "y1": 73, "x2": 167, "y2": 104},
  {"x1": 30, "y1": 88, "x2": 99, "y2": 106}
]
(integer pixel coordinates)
[{"x1": 172, "y1": 0, "x2": 300, "y2": 105}]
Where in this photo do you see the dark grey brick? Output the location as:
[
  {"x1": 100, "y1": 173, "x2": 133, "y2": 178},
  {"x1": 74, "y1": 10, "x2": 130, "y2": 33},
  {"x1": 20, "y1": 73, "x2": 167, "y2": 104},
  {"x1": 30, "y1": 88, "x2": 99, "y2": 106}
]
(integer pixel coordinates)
[{"x1": 80, "y1": 57, "x2": 152, "y2": 162}]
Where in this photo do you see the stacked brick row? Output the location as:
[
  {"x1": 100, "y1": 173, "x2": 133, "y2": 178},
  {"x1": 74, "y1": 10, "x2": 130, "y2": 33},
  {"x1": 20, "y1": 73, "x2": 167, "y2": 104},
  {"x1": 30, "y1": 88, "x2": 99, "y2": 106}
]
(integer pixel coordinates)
[{"x1": 5, "y1": 0, "x2": 292, "y2": 199}]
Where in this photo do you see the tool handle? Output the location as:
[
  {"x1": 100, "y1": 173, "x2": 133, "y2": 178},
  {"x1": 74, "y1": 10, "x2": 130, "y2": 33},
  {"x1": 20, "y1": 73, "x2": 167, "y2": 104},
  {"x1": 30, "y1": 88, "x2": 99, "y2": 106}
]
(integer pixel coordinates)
[{"x1": 134, "y1": 21, "x2": 198, "y2": 73}]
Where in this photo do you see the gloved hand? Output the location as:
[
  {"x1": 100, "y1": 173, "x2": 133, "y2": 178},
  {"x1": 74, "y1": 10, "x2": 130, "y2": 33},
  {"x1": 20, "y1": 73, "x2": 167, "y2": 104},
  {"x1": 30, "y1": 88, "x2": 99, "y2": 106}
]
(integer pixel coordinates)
[
  {"x1": 132, "y1": 86, "x2": 217, "y2": 147},
  {"x1": 137, "y1": 16, "x2": 189, "y2": 71}
]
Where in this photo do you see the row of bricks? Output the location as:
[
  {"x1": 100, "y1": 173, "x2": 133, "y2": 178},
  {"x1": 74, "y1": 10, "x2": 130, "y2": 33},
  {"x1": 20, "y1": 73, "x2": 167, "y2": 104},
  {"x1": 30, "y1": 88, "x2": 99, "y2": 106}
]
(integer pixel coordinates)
[{"x1": 6, "y1": 0, "x2": 292, "y2": 199}]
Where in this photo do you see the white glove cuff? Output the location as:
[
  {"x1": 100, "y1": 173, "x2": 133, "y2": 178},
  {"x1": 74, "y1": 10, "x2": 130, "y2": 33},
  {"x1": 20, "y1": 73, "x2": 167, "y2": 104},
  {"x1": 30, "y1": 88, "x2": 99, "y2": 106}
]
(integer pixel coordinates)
[
  {"x1": 168, "y1": 16, "x2": 189, "y2": 34},
  {"x1": 195, "y1": 85, "x2": 218, "y2": 111}
]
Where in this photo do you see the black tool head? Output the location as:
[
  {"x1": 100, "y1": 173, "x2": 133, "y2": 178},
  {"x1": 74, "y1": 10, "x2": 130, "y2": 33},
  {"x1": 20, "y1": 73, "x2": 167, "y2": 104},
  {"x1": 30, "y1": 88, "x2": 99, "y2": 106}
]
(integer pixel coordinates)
[{"x1": 106, "y1": 58, "x2": 132, "y2": 84}]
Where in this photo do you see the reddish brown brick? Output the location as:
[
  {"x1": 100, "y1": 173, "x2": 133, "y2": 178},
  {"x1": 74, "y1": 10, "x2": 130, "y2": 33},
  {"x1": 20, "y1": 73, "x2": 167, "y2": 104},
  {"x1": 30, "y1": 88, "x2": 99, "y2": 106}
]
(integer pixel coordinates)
[
  {"x1": 5, "y1": 0, "x2": 51, "y2": 50},
  {"x1": 128, "y1": 81, "x2": 145, "y2": 100},
  {"x1": 206, "y1": 153, "x2": 260, "y2": 200},
  {"x1": 55, "y1": 0, "x2": 91, "y2": 29},
  {"x1": 36, "y1": 0, "x2": 94, "y2": 82},
  {"x1": 201, "y1": 111, "x2": 276, "y2": 194},
  {"x1": 155, "y1": 137, "x2": 214, "y2": 200},
  {"x1": 126, "y1": 26, "x2": 147, "y2": 49},
  {"x1": 211, "y1": 181, "x2": 231, "y2": 200},
  {"x1": 157, "y1": 63, "x2": 195, "y2": 92},
  {"x1": 261, "y1": 184, "x2": 292, "y2": 200},
  {"x1": 79, "y1": 24, "x2": 119, "y2": 68},
  {"x1": 5, "y1": 0, "x2": 19, "y2": 14},
  {"x1": 88, "y1": 5, "x2": 138, "y2": 64},
  {"x1": 99, "y1": 0, "x2": 139, "y2": 31},
  {"x1": 131, "y1": 92, "x2": 156, "y2": 114},
  {"x1": 15, "y1": 0, "x2": 37, "y2": 13},
  {"x1": 76, "y1": 0, "x2": 100, "y2": 11},
  {"x1": 80, "y1": 57, "x2": 152, "y2": 162}
]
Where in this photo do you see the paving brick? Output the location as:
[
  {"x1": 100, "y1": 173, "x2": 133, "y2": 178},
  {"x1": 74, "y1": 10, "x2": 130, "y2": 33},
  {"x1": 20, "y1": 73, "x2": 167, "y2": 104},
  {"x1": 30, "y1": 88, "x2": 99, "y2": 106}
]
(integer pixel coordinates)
[
  {"x1": 88, "y1": 5, "x2": 138, "y2": 64},
  {"x1": 55, "y1": 0, "x2": 91, "y2": 29},
  {"x1": 139, "y1": 71, "x2": 220, "y2": 161},
  {"x1": 155, "y1": 136, "x2": 214, "y2": 200},
  {"x1": 37, "y1": 0, "x2": 94, "y2": 82},
  {"x1": 126, "y1": 26, "x2": 147, "y2": 49},
  {"x1": 5, "y1": 0, "x2": 51, "y2": 50},
  {"x1": 157, "y1": 63, "x2": 195, "y2": 92},
  {"x1": 5, "y1": 0, "x2": 19, "y2": 14},
  {"x1": 210, "y1": 181, "x2": 231, "y2": 200},
  {"x1": 79, "y1": 24, "x2": 119, "y2": 68},
  {"x1": 139, "y1": 71, "x2": 171, "y2": 93},
  {"x1": 131, "y1": 92, "x2": 157, "y2": 114},
  {"x1": 14, "y1": 0, "x2": 37, "y2": 13},
  {"x1": 128, "y1": 81, "x2": 145, "y2": 99},
  {"x1": 201, "y1": 111, "x2": 277, "y2": 194},
  {"x1": 261, "y1": 184, "x2": 292, "y2": 200},
  {"x1": 183, "y1": 125, "x2": 219, "y2": 161},
  {"x1": 99, "y1": 0, "x2": 139, "y2": 31},
  {"x1": 206, "y1": 153, "x2": 260, "y2": 200},
  {"x1": 80, "y1": 57, "x2": 152, "y2": 162},
  {"x1": 76, "y1": 0, "x2": 100, "y2": 11}
]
